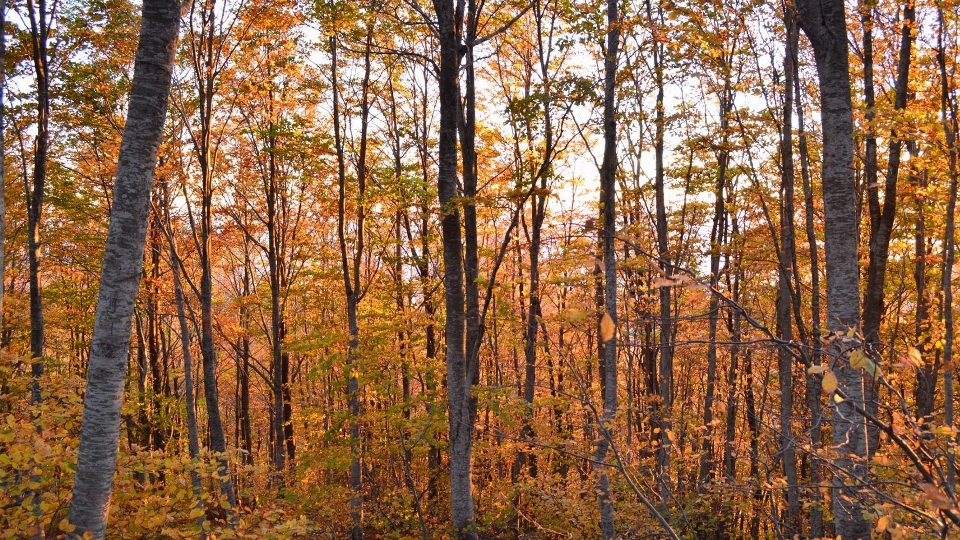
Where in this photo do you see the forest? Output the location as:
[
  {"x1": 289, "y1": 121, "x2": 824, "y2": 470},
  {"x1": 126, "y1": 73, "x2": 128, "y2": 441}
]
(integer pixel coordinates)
[{"x1": 0, "y1": 0, "x2": 958, "y2": 537}]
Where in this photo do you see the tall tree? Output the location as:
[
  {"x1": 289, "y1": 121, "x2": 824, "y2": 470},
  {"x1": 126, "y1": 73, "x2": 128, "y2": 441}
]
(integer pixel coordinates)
[
  {"x1": 795, "y1": 37, "x2": 825, "y2": 537},
  {"x1": 795, "y1": 0, "x2": 870, "y2": 537},
  {"x1": 861, "y1": 0, "x2": 916, "y2": 348},
  {"x1": 593, "y1": 0, "x2": 619, "y2": 533},
  {"x1": 330, "y1": 15, "x2": 375, "y2": 537},
  {"x1": 646, "y1": 0, "x2": 673, "y2": 507},
  {"x1": 775, "y1": 5, "x2": 800, "y2": 524},
  {"x1": 431, "y1": 0, "x2": 476, "y2": 527},
  {"x1": 0, "y1": 0, "x2": 6, "y2": 340},
  {"x1": 66, "y1": 0, "x2": 181, "y2": 536},
  {"x1": 179, "y1": 0, "x2": 241, "y2": 512},
  {"x1": 24, "y1": 0, "x2": 52, "y2": 396},
  {"x1": 937, "y1": 0, "x2": 958, "y2": 495}
]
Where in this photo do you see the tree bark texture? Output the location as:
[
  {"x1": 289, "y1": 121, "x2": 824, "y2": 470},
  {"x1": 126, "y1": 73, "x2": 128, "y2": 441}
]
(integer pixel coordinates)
[
  {"x1": 432, "y1": 0, "x2": 477, "y2": 532},
  {"x1": 796, "y1": 0, "x2": 870, "y2": 537},
  {"x1": 67, "y1": 2, "x2": 180, "y2": 536},
  {"x1": 593, "y1": 0, "x2": 619, "y2": 534}
]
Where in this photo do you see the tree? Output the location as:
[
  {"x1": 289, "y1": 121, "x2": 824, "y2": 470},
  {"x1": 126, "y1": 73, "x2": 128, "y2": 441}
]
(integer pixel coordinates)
[
  {"x1": 23, "y1": 0, "x2": 53, "y2": 397},
  {"x1": 66, "y1": 0, "x2": 181, "y2": 536},
  {"x1": 330, "y1": 13, "x2": 375, "y2": 536},
  {"x1": 795, "y1": 0, "x2": 870, "y2": 537},
  {"x1": 0, "y1": 0, "x2": 7, "y2": 341},
  {"x1": 593, "y1": 0, "x2": 619, "y2": 533}
]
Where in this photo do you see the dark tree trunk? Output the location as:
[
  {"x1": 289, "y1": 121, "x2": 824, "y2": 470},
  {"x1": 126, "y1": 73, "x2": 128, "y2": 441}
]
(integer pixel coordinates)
[
  {"x1": 861, "y1": 1, "x2": 915, "y2": 348},
  {"x1": 775, "y1": 9, "x2": 800, "y2": 524},
  {"x1": 593, "y1": 0, "x2": 619, "y2": 530},
  {"x1": 698, "y1": 68, "x2": 732, "y2": 491},
  {"x1": 795, "y1": 48, "x2": 824, "y2": 538},
  {"x1": 646, "y1": 0, "x2": 672, "y2": 507},
  {"x1": 162, "y1": 177, "x2": 207, "y2": 534},
  {"x1": 0, "y1": 1, "x2": 7, "y2": 340},
  {"x1": 937, "y1": 1, "x2": 958, "y2": 495},
  {"x1": 25, "y1": 0, "x2": 50, "y2": 400},
  {"x1": 912, "y1": 149, "x2": 935, "y2": 419},
  {"x1": 331, "y1": 23, "x2": 373, "y2": 539},
  {"x1": 238, "y1": 246, "x2": 253, "y2": 464},
  {"x1": 188, "y1": 0, "x2": 238, "y2": 515}
]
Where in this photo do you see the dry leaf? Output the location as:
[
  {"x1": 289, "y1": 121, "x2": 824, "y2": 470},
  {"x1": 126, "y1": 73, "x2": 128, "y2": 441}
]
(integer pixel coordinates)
[
  {"x1": 807, "y1": 365, "x2": 827, "y2": 375},
  {"x1": 600, "y1": 312, "x2": 615, "y2": 342},
  {"x1": 821, "y1": 371, "x2": 838, "y2": 394},
  {"x1": 920, "y1": 483, "x2": 955, "y2": 509},
  {"x1": 877, "y1": 515, "x2": 892, "y2": 532},
  {"x1": 905, "y1": 346, "x2": 924, "y2": 368},
  {"x1": 849, "y1": 350, "x2": 879, "y2": 377},
  {"x1": 650, "y1": 277, "x2": 675, "y2": 288}
]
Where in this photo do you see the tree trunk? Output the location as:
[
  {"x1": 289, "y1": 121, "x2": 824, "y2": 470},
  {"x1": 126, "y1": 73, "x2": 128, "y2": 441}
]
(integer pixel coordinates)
[
  {"x1": 163, "y1": 177, "x2": 207, "y2": 536},
  {"x1": 0, "y1": 1, "x2": 6, "y2": 340},
  {"x1": 25, "y1": 0, "x2": 50, "y2": 400},
  {"x1": 698, "y1": 70, "x2": 732, "y2": 491},
  {"x1": 187, "y1": 0, "x2": 238, "y2": 515},
  {"x1": 861, "y1": 0, "x2": 915, "y2": 347},
  {"x1": 912, "y1": 147, "x2": 935, "y2": 419},
  {"x1": 593, "y1": 0, "x2": 619, "y2": 533},
  {"x1": 67, "y1": 2, "x2": 180, "y2": 536},
  {"x1": 238, "y1": 243, "x2": 253, "y2": 464},
  {"x1": 796, "y1": 0, "x2": 870, "y2": 537},
  {"x1": 432, "y1": 0, "x2": 477, "y2": 529},
  {"x1": 512, "y1": 0, "x2": 556, "y2": 489},
  {"x1": 331, "y1": 23, "x2": 373, "y2": 538},
  {"x1": 775, "y1": 9, "x2": 800, "y2": 524},
  {"x1": 937, "y1": 1, "x2": 958, "y2": 495},
  {"x1": 795, "y1": 50, "x2": 824, "y2": 538},
  {"x1": 646, "y1": 0, "x2": 672, "y2": 507}
]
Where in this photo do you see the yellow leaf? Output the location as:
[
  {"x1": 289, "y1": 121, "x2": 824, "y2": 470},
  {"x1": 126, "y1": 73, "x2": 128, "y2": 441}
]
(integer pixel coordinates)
[
  {"x1": 849, "y1": 350, "x2": 865, "y2": 369},
  {"x1": 906, "y1": 347, "x2": 924, "y2": 368},
  {"x1": 58, "y1": 519, "x2": 76, "y2": 533},
  {"x1": 807, "y1": 365, "x2": 827, "y2": 374},
  {"x1": 850, "y1": 350, "x2": 879, "y2": 378},
  {"x1": 822, "y1": 371, "x2": 838, "y2": 394},
  {"x1": 877, "y1": 515, "x2": 892, "y2": 532},
  {"x1": 563, "y1": 309, "x2": 586, "y2": 323},
  {"x1": 600, "y1": 312, "x2": 615, "y2": 342}
]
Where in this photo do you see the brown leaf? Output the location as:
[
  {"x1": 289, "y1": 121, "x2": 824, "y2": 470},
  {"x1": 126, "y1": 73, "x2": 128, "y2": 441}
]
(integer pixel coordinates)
[
  {"x1": 650, "y1": 277, "x2": 675, "y2": 289},
  {"x1": 600, "y1": 312, "x2": 615, "y2": 342}
]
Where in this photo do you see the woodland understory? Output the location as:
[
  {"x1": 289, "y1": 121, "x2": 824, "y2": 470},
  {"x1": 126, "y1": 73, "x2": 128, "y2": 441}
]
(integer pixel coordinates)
[{"x1": 1, "y1": 0, "x2": 960, "y2": 538}]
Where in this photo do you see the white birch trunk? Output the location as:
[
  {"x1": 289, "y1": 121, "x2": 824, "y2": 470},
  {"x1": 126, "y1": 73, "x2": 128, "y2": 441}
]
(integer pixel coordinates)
[{"x1": 66, "y1": 1, "x2": 180, "y2": 537}]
